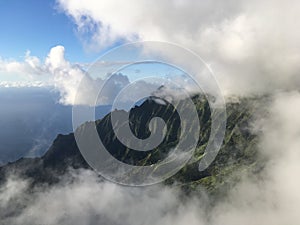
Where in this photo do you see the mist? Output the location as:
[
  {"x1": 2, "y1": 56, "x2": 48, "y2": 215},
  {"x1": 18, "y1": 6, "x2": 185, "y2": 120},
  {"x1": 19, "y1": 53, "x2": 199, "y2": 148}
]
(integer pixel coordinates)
[
  {"x1": 0, "y1": 91, "x2": 299, "y2": 225},
  {"x1": 0, "y1": 87, "x2": 111, "y2": 165}
]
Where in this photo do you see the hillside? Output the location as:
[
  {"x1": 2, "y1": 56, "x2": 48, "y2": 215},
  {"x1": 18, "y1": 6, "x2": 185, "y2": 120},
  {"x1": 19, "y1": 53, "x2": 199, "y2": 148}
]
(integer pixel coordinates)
[{"x1": 0, "y1": 95, "x2": 264, "y2": 194}]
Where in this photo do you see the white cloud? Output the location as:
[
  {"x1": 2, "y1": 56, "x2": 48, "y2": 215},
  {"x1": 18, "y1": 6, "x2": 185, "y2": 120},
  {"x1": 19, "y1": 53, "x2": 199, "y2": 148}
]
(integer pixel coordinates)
[
  {"x1": 0, "y1": 176, "x2": 28, "y2": 208},
  {"x1": 0, "y1": 170, "x2": 208, "y2": 225},
  {"x1": 0, "y1": 45, "x2": 199, "y2": 106},
  {"x1": 0, "y1": 46, "x2": 135, "y2": 106},
  {"x1": 57, "y1": 0, "x2": 300, "y2": 96},
  {"x1": 0, "y1": 50, "x2": 47, "y2": 82},
  {"x1": 2, "y1": 1, "x2": 300, "y2": 102},
  {"x1": 0, "y1": 81, "x2": 49, "y2": 88},
  {"x1": 209, "y1": 91, "x2": 300, "y2": 225}
]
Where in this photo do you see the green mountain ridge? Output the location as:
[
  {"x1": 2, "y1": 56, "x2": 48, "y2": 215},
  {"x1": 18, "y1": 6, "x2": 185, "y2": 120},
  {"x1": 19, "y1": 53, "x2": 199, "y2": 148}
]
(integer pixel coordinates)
[{"x1": 0, "y1": 95, "x2": 265, "y2": 195}]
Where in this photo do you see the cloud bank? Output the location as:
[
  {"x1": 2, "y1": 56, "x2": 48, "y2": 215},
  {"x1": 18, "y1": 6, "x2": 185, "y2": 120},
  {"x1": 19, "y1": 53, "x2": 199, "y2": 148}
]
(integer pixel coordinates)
[{"x1": 57, "y1": 0, "x2": 300, "y2": 96}]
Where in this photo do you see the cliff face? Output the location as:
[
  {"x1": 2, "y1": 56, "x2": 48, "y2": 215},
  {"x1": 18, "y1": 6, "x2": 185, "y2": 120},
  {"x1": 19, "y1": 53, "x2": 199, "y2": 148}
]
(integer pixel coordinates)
[{"x1": 0, "y1": 95, "x2": 263, "y2": 193}]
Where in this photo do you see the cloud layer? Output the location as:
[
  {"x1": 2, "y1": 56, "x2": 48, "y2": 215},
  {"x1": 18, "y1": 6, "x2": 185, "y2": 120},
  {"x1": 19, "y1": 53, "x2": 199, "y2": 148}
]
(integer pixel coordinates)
[
  {"x1": 2, "y1": 1, "x2": 300, "y2": 102},
  {"x1": 57, "y1": 0, "x2": 300, "y2": 96}
]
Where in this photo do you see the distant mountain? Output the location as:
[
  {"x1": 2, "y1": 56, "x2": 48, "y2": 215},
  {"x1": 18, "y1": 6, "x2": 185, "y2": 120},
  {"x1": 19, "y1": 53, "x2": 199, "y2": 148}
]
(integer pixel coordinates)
[{"x1": 0, "y1": 95, "x2": 265, "y2": 194}]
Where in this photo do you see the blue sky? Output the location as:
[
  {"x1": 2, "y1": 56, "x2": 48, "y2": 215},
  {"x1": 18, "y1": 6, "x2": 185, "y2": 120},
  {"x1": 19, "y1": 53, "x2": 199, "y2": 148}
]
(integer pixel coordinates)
[
  {"x1": 0, "y1": 0, "x2": 195, "y2": 101},
  {"x1": 0, "y1": 0, "x2": 97, "y2": 62}
]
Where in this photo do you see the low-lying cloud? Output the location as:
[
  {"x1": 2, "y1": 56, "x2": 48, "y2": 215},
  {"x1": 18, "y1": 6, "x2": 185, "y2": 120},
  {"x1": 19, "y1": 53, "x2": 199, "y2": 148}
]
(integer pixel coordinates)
[
  {"x1": 0, "y1": 170, "x2": 208, "y2": 225},
  {"x1": 1, "y1": 91, "x2": 300, "y2": 225}
]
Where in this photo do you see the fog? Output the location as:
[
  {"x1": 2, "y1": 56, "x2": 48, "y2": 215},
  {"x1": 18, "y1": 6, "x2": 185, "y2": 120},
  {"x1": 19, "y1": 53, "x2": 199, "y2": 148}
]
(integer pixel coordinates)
[{"x1": 0, "y1": 87, "x2": 72, "y2": 164}]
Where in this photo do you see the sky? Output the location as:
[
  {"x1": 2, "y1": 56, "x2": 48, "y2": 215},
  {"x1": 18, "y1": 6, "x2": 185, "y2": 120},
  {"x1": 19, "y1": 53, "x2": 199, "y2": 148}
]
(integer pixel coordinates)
[
  {"x1": 1, "y1": 0, "x2": 300, "y2": 100},
  {"x1": 0, "y1": 0, "x2": 192, "y2": 103},
  {"x1": 0, "y1": 0, "x2": 196, "y2": 161},
  {"x1": 0, "y1": 0, "x2": 99, "y2": 62}
]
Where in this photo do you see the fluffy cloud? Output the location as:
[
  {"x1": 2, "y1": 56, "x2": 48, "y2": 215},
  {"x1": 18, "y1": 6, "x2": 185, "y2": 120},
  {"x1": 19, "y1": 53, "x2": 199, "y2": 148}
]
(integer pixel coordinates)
[
  {"x1": 1, "y1": 46, "x2": 183, "y2": 106},
  {"x1": 209, "y1": 91, "x2": 300, "y2": 225},
  {"x1": 3, "y1": 1, "x2": 300, "y2": 101},
  {"x1": 44, "y1": 45, "x2": 133, "y2": 105},
  {"x1": 0, "y1": 51, "x2": 43, "y2": 75},
  {"x1": 0, "y1": 170, "x2": 208, "y2": 225},
  {"x1": 57, "y1": 0, "x2": 300, "y2": 96},
  {"x1": 0, "y1": 46, "x2": 134, "y2": 105}
]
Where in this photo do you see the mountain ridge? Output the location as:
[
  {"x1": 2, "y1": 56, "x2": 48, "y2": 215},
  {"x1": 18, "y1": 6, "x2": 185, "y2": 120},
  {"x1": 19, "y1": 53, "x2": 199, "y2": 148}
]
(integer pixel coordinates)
[{"x1": 0, "y1": 95, "x2": 264, "y2": 194}]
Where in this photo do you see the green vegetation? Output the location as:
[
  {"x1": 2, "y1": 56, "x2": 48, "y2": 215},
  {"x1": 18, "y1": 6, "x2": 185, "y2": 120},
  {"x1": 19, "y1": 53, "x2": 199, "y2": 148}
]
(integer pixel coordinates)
[{"x1": 0, "y1": 95, "x2": 265, "y2": 195}]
